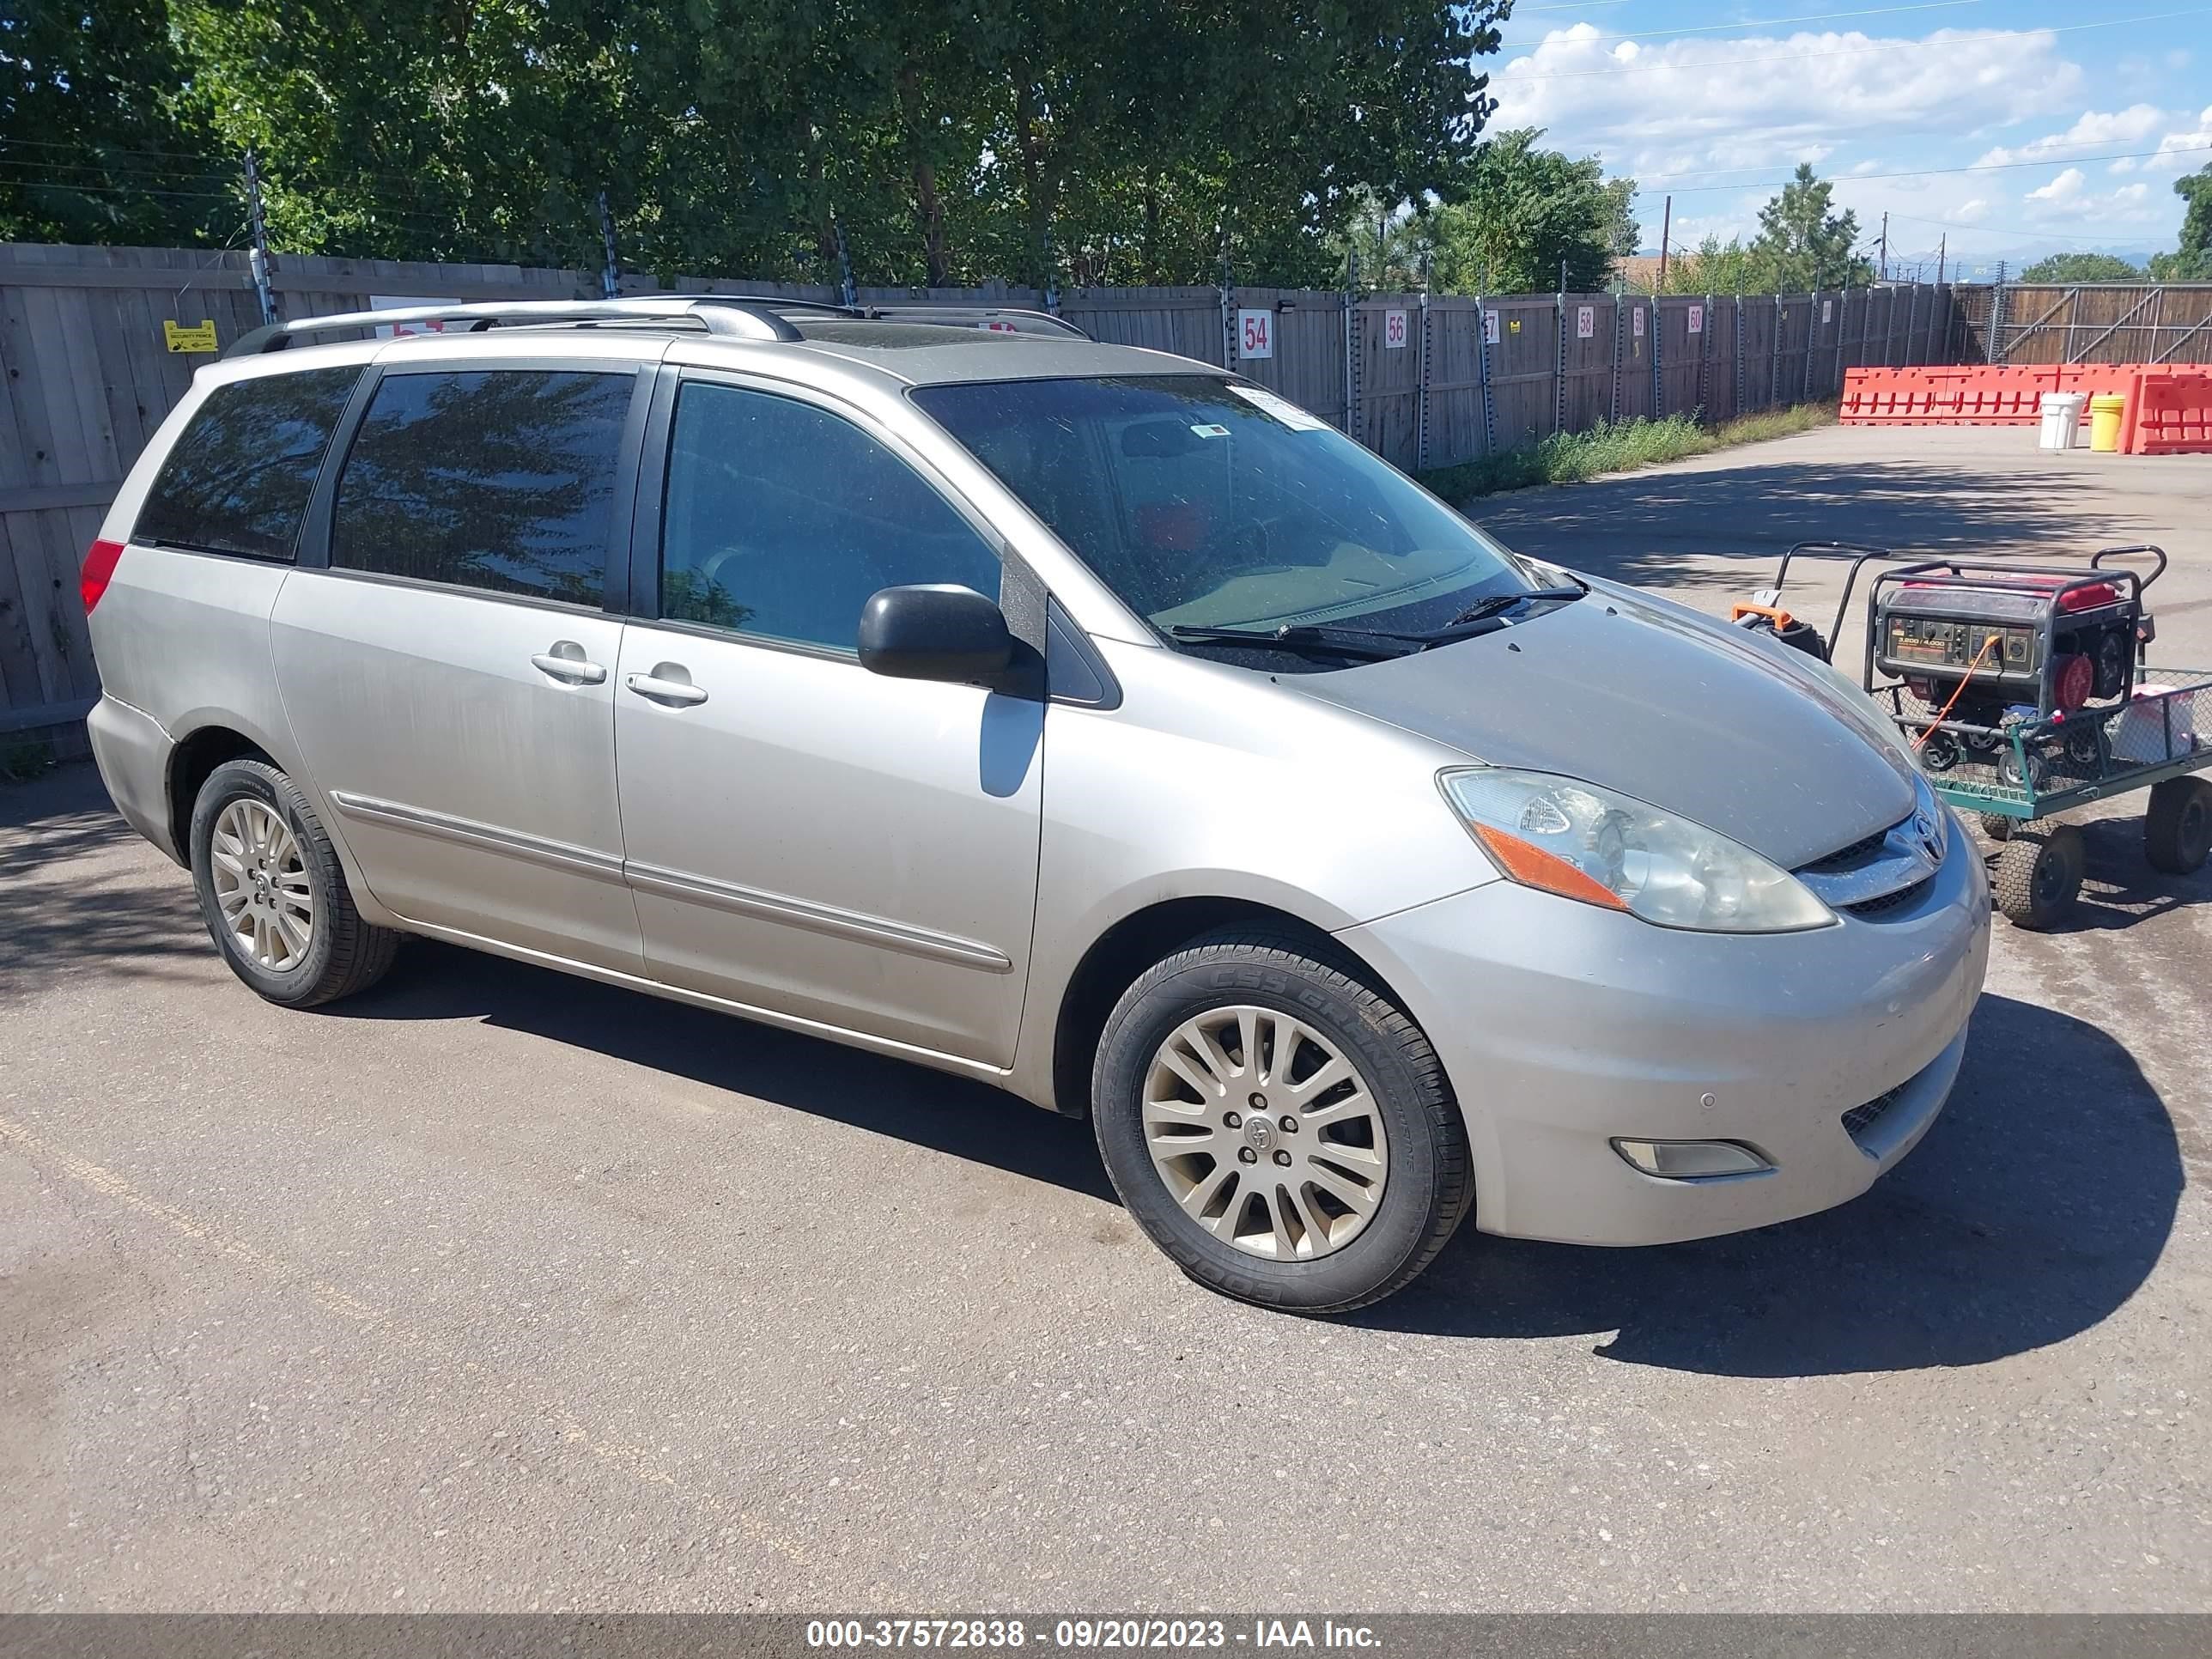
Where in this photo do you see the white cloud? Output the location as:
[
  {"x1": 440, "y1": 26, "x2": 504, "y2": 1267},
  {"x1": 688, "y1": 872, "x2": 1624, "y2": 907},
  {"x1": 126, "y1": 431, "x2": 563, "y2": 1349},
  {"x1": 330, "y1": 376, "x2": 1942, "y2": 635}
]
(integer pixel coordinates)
[
  {"x1": 2145, "y1": 105, "x2": 2212, "y2": 172},
  {"x1": 1492, "y1": 24, "x2": 2085, "y2": 183},
  {"x1": 2016, "y1": 168, "x2": 2161, "y2": 229},
  {"x1": 2025, "y1": 168, "x2": 2087, "y2": 206},
  {"x1": 1973, "y1": 106, "x2": 2168, "y2": 167}
]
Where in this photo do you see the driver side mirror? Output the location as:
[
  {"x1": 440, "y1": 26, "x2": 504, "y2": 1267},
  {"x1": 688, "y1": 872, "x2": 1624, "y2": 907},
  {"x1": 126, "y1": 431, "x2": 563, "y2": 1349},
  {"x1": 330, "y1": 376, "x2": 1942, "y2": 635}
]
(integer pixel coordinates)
[{"x1": 858, "y1": 584, "x2": 1021, "y2": 690}]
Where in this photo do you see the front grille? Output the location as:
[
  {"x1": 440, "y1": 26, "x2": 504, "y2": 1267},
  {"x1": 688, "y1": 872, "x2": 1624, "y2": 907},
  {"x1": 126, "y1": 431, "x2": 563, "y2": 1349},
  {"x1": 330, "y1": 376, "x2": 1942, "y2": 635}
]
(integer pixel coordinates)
[
  {"x1": 1844, "y1": 876, "x2": 1932, "y2": 918},
  {"x1": 1799, "y1": 827, "x2": 1888, "y2": 872},
  {"x1": 1842, "y1": 1087, "x2": 1904, "y2": 1142}
]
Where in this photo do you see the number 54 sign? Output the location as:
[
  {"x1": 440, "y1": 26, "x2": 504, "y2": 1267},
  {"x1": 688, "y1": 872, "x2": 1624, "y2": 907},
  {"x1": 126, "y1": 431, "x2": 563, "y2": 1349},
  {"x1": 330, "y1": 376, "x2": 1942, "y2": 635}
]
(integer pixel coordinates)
[{"x1": 1237, "y1": 307, "x2": 1274, "y2": 360}]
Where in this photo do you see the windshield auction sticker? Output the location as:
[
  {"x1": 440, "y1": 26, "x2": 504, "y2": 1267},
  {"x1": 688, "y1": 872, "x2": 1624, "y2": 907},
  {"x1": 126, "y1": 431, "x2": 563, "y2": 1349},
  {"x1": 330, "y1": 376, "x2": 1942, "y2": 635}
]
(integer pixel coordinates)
[{"x1": 1226, "y1": 384, "x2": 1332, "y2": 432}]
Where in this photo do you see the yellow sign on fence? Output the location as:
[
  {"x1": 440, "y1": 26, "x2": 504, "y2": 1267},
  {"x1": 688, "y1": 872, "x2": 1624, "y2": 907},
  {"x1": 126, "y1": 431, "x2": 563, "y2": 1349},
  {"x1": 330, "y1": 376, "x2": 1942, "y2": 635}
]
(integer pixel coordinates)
[{"x1": 163, "y1": 319, "x2": 218, "y2": 354}]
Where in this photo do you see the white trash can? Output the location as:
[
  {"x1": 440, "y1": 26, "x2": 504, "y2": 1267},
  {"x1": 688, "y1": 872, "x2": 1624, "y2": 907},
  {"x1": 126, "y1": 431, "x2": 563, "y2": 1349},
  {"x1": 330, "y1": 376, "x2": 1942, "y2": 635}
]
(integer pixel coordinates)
[{"x1": 2039, "y1": 391, "x2": 2088, "y2": 450}]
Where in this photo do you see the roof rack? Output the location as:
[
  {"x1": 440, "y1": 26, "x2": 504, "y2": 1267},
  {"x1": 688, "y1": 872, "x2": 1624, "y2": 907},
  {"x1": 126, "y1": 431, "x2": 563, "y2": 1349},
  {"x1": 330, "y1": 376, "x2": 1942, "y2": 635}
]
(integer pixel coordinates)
[
  {"x1": 856, "y1": 307, "x2": 1090, "y2": 339},
  {"x1": 222, "y1": 295, "x2": 808, "y2": 359}
]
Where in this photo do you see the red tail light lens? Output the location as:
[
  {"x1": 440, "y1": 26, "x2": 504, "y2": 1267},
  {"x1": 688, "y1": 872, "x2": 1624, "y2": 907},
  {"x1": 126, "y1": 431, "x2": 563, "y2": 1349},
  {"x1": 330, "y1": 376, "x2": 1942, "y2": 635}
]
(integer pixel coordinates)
[{"x1": 80, "y1": 538, "x2": 125, "y2": 614}]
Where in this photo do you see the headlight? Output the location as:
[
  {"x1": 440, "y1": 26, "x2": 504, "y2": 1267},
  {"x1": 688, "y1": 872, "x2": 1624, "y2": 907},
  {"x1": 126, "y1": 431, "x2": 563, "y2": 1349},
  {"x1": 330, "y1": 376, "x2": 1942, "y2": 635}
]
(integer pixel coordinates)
[{"x1": 1439, "y1": 768, "x2": 1836, "y2": 933}]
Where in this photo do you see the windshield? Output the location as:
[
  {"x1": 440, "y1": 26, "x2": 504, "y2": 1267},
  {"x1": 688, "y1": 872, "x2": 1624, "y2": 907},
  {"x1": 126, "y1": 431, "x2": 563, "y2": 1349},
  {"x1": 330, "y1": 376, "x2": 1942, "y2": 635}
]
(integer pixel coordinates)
[{"x1": 910, "y1": 376, "x2": 1539, "y2": 645}]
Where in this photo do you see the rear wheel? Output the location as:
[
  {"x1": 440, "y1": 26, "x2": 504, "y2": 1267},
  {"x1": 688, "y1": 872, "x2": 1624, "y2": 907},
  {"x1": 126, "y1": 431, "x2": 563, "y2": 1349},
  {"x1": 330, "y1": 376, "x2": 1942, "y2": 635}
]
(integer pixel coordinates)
[
  {"x1": 1991, "y1": 823, "x2": 2083, "y2": 930},
  {"x1": 1091, "y1": 929, "x2": 1472, "y2": 1314},
  {"x1": 2144, "y1": 777, "x2": 2212, "y2": 875},
  {"x1": 1978, "y1": 813, "x2": 2015, "y2": 843},
  {"x1": 190, "y1": 758, "x2": 399, "y2": 1007}
]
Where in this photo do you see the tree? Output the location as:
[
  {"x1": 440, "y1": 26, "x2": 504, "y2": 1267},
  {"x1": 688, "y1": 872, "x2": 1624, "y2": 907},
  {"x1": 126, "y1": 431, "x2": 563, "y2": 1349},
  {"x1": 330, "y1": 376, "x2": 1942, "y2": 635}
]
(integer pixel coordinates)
[
  {"x1": 0, "y1": 1, "x2": 234, "y2": 246},
  {"x1": 1746, "y1": 164, "x2": 1871, "y2": 290},
  {"x1": 1420, "y1": 130, "x2": 1633, "y2": 293},
  {"x1": 2147, "y1": 161, "x2": 2212, "y2": 281},
  {"x1": 2018, "y1": 252, "x2": 2146, "y2": 283},
  {"x1": 1660, "y1": 234, "x2": 1759, "y2": 295},
  {"x1": 1601, "y1": 177, "x2": 1640, "y2": 260}
]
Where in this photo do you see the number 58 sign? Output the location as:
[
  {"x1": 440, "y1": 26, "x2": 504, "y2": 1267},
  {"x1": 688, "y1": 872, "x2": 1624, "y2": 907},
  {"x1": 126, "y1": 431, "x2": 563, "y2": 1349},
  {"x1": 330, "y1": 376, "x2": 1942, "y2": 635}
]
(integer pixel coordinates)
[{"x1": 1237, "y1": 307, "x2": 1274, "y2": 359}]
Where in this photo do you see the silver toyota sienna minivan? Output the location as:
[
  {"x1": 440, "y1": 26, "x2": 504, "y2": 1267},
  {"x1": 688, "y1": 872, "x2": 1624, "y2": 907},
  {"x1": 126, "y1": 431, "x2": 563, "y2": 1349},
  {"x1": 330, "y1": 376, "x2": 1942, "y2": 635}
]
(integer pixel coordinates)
[{"x1": 81, "y1": 297, "x2": 1990, "y2": 1313}]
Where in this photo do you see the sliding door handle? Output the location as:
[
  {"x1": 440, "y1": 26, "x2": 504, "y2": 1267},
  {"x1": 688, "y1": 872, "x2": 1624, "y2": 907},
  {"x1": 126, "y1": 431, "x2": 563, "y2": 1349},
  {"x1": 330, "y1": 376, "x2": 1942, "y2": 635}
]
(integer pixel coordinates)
[
  {"x1": 532, "y1": 648, "x2": 607, "y2": 685},
  {"x1": 624, "y1": 671, "x2": 708, "y2": 707}
]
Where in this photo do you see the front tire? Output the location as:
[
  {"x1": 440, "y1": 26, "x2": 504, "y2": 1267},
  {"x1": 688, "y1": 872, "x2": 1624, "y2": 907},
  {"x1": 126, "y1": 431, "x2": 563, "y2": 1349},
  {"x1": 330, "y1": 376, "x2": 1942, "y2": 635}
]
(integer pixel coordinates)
[
  {"x1": 190, "y1": 758, "x2": 399, "y2": 1007},
  {"x1": 1092, "y1": 929, "x2": 1473, "y2": 1314},
  {"x1": 1991, "y1": 823, "x2": 2083, "y2": 930}
]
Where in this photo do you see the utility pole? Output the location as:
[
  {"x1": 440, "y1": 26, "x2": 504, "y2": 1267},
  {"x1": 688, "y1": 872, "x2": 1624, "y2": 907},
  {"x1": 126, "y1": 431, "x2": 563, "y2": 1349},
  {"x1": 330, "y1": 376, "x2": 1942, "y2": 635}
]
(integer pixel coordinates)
[
  {"x1": 597, "y1": 190, "x2": 620, "y2": 300},
  {"x1": 1878, "y1": 211, "x2": 1888, "y2": 283},
  {"x1": 243, "y1": 147, "x2": 276, "y2": 328},
  {"x1": 1936, "y1": 234, "x2": 1946, "y2": 287},
  {"x1": 1656, "y1": 194, "x2": 1672, "y2": 290}
]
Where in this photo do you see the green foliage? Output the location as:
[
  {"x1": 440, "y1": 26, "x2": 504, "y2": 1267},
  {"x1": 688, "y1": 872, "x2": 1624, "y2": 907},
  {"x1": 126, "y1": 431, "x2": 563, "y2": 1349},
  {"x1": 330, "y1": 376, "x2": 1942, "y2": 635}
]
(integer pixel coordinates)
[
  {"x1": 0, "y1": 1, "x2": 235, "y2": 244},
  {"x1": 1656, "y1": 234, "x2": 1760, "y2": 295},
  {"x1": 2147, "y1": 162, "x2": 2212, "y2": 282},
  {"x1": 1746, "y1": 164, "x2": 1873, "y2": 290},
  {"x1": 1418, "y1": 404, "x2": 1837, "y2": 504},
  {"x1": 7, "y1": 2, "x2": 1512, "y2": 288},
  {"x1": 2018, "y1": 252, "x2": 2147, "y2": 283},
  {"x1": 1421, "y1": 129, "x2": 1633, "y2": 294}
]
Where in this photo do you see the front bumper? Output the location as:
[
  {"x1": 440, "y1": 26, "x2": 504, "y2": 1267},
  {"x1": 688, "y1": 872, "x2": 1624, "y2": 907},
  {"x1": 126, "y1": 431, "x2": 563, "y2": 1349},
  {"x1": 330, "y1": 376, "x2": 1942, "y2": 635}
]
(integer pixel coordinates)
[
  {"x1": 1338, "y1": 816, "x2": 1990, "y2": 1246},
  {"x1": 86, "y1": 694, "x2": 182, "y2": 866}
]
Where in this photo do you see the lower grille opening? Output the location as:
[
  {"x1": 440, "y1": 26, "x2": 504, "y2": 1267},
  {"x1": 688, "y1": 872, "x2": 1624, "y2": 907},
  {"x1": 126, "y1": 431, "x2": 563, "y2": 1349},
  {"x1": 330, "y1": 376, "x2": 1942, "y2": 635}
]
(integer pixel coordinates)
[{"x1": 1842, "y1": 1086, "x2": 1905, "y2": 1143}]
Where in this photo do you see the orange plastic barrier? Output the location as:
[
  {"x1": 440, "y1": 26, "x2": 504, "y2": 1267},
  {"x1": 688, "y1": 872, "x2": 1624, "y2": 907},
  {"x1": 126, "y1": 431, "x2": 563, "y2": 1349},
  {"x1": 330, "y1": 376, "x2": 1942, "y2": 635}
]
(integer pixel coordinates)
[
  {"x1": 1841, "y1": 362, "x2": 2212, "y2": 432},
  {"x1": 1840, "y1": 365, "x2": 1976, "y2": 423},
  {"x1": 2050, "y1": 363, "x2": 2144, "y2": 400},
  {"x1": 1840, "y1": 364, "x2": 2057, "y2": 424},
  {"x1": 1952, "y1": 366, "x2": 2057, "y2": 424},
  {"x1": 2124, "y1": 370, "x2": 2212, "y2": 455}
]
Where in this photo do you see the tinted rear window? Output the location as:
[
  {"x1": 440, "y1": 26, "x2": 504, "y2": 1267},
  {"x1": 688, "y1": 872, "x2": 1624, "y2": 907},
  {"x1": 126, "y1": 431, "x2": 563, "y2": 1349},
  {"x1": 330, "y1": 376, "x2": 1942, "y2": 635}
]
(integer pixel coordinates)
[
  {"x1": 134, "y1": 367, "x2": 360, "y2": 560},
  {"x1": 331, "y1": 368, "x2": 634, "y2": 607}
]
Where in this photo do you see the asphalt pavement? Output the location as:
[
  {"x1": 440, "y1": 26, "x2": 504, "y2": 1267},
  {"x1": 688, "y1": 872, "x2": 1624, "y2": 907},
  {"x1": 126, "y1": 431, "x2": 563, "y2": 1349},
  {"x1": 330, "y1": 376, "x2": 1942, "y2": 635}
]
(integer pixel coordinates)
[{"x1": 3, "y1": 425, "x2": 2209, "y2": 1612}]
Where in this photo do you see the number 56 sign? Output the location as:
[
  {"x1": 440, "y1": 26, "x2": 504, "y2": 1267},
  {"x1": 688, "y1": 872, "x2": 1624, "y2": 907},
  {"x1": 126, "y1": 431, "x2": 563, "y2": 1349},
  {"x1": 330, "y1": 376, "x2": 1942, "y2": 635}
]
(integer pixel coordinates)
[{"x1": 1237, "y1": 307, "x2": 1274, "y2": 359}]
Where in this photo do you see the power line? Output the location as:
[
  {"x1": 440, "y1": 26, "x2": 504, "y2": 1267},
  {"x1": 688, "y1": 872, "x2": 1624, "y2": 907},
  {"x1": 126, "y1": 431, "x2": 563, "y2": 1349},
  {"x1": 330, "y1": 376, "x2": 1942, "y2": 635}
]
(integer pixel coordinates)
[
  {"x1": 1500, "y1": 9, "x2": 2210, "y2": 80},
  {"x1": 1515, "y1": 1, "x2": 1983, "y2": 48}
]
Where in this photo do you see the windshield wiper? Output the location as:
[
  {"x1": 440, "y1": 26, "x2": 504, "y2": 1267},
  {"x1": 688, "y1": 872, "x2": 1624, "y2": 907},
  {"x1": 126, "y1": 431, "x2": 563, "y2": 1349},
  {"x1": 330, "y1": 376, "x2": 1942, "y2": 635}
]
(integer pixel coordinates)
[
  {"x1": 1167, "y1": 623, "x2": 1424, "y2": 661},
  {"x1": 1440, "y1": 584, "x2": 1588, "y2": 629}
]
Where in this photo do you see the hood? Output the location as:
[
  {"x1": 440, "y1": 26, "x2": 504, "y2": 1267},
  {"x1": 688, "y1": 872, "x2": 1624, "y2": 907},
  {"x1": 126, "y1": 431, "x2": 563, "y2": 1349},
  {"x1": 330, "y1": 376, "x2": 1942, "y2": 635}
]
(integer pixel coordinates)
[{"x1": 1288, "y1": 579, "x2": 1918, "y2": 870}]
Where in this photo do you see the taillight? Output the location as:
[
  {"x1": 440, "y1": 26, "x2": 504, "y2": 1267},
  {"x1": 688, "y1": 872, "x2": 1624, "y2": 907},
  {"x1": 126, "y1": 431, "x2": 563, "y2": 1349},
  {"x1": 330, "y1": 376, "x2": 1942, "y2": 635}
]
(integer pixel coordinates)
[{"x1": 80, "y1": 538, "x2": 125, "y2": 613}]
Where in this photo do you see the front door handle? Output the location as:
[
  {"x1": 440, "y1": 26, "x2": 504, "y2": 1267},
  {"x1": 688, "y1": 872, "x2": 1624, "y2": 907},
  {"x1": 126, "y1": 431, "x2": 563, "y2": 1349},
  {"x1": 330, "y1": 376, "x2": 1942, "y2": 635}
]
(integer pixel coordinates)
[
  {"x1": 532, "y1": 646, "x2": 607, "y2": 685},
  {"x1": 624, "y1": 670, "x2": 708, "y2": 707}
]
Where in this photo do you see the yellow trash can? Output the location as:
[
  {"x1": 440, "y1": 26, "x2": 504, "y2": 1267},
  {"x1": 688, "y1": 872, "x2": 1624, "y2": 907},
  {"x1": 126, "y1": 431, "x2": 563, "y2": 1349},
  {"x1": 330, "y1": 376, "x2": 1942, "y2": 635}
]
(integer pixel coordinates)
[{"x1": 2088, "y1": 392, "x2": 2127, "y2": 453}]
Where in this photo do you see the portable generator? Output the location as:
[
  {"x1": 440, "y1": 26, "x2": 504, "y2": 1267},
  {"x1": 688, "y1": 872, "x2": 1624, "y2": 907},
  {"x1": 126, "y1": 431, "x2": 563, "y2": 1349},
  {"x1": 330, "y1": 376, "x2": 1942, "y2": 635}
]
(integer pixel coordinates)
[{"x1": 1872, "y1": 564, "x2": 2146, "y2": 727}]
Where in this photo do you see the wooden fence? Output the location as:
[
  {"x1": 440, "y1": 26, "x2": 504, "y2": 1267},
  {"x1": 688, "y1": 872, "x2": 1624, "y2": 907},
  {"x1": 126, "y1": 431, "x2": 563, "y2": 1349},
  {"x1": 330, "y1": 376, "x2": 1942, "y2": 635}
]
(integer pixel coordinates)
[
  {"x1": 0, "y1": 240, "x2": 1957, "y2": 739},
  {"x1": 1952, "y1": 283, "x2": 2212, "y2": 365}
]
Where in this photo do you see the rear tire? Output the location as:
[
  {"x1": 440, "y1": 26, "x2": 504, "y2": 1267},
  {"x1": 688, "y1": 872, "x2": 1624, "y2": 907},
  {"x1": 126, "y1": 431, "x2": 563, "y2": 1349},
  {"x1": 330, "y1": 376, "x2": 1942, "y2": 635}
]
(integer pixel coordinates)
[
  {"x1": 189, "y1": 758, "x2": 399, "y2": 1007},
  {"x1": 2144, "y1": 777, "x2": 2212, "y2": 875},
  {"x1": 1091, "y1": 928, "x2": 1473, "y2": 1315},
  {"x1": 1978, "y1": 813, "x2": 2014, "y2": 843},
  {"x1": 1991, "y1": 823, "x2": 2083, "y2": 930}
]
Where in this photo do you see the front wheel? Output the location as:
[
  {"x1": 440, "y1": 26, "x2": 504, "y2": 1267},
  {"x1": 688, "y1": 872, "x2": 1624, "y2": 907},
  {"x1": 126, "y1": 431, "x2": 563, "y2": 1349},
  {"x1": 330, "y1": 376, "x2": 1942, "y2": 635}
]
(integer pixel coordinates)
[
  {"x1": 1991, "y1": 823, "x2": 2083, "y2": 930},
  {"x1": 190, "y1": 758, "x2": 400, "y2": 1007},
  {"x1": 1091, "y1": 929, "x2": 1473, "y2": 1314}
]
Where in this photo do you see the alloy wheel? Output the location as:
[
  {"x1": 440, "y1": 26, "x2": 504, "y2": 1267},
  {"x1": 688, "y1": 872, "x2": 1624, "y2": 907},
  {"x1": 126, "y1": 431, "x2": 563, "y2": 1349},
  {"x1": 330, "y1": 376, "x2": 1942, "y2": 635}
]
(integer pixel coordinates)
[
  {"x1": 208, "y1": 798, "x2": 315, "y2": 972},
  {"x1": 1141, "y1": 1005, "x2": 1390, "y2": 1261}
]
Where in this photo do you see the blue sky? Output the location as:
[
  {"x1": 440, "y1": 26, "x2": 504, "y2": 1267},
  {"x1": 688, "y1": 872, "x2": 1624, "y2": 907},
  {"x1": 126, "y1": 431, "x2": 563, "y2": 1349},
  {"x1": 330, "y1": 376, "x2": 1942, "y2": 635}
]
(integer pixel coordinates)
[{"x1": 1485, "y1": 1, "x2": 2212, "y2": 273}]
